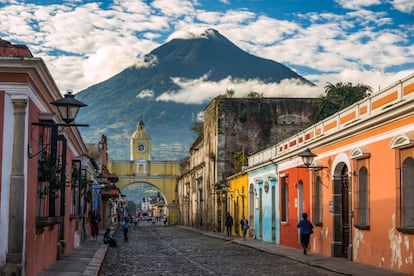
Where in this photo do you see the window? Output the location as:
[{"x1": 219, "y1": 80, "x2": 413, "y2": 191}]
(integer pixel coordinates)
[
  {"x1": 355, "y1": 166, "x2": 369, "y2": 228},
  {"x1": 281, "y1": 177, "x2": 288, "y2": 222},
  {"x1": 35, "y1": 126, "x2": 66, "y2": 234},
  {"x1": 391, "y1": 134, "x2": 414, "y2": 233},
  {"x1": 312, "y1": 175, "x2": 323, "y2": 226},
  {"x1": 402, "y1": 157, "x2": 414, "y2": 228},
  {"x1": 350, "y1": 147, "x2": 370, "y2": 230}
]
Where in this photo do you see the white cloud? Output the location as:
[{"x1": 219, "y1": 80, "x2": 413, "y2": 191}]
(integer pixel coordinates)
[
  {"x1": 155, "y1": 76, "x2": 321, "y2": 104},
  {"x1": 307, "y1": 69, "x2": 414, "y2": 93},
  {"x1": 391, "y1": 0, "x2": 414, "y2": 13},
  {"x1": 151, "y1": 0, "x2": 197, "y2": 17},
  {"x1": 135, "y1": 54, "x2": 159, "y2": 68},
  {"x1": 334, "y1": 0, "x2": 382, "y2": 10},
  {"x1": 137, "y1": 89, "x2": 155, "y2": 98},
  {"x1": 0, "y1": 0, "x2": 412, "y2": 97}
]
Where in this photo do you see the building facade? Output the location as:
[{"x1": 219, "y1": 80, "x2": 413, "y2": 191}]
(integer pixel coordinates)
[
  {"x1": 178, "y1": 97, "x2": 317, "y2": 232},
  {"x1": 247, "y1": 73, "x2": 414, "y2": 274},
  {"x1": 0, "y1": 40, "x2": 100, "y2": 275}
]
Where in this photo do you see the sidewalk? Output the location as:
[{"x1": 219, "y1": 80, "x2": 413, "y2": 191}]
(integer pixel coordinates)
[
  {"x1": 38, "y1": 231, "x2": 109, "y2": 276},
  {"x1": 180, "y1": 226, "x2": 406, "y2": 276},
  {"x1": 38, "y1": 225, "x2": 407, "y2": 276}
]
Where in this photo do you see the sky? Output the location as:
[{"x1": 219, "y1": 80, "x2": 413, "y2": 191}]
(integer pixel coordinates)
[{"x1": 0, "y1": 0, "x2": 413, "y2": 103}]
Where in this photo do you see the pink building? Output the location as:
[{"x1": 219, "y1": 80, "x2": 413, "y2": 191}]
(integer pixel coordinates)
[{"x1": 0, "y1": 39, "x2": 97, "y2": 275}]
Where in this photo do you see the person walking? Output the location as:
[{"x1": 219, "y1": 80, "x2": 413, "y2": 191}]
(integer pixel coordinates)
[
  {"x1": 225, "y1": 212, "x2": 233, "y2": 237},
  {"x1": 297, "y1": 212, "x2": 314, "y2": 255},
  {"x1": 90, "y1": 210, "x2": 101, "y2": 241},
  {"x1": 133, "y1": 216, "x2": 138, "y2": 230},
  {"x1": 122, "y1": 216, "x2": 131, "y2": 243},
  {"x1": 240, "y1": 217, "x2": 249, "y2": 240}
]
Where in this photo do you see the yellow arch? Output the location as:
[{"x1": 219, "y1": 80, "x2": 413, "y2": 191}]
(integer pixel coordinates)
[{"x1": 109, "y1": 160, "x2": 180, "y2": 223}]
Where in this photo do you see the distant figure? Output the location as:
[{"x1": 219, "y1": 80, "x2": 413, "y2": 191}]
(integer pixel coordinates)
[
  {"x1": 103, "y1": 228, "x2": 117, "y2": 247},
  {"x1": 133, "y1": 217, "x2": 138, "y2": 230},
  {"x1": 163, "y1": 215, "x2": 168, "y2": 226},
  {"x1": 240, "y1": 217, "x2": 249, "y2": 240},
  {"x1": 297, "y1": 212, "x2": 314, "y2": 255},
  {"x1": 122, "y1": 216, "x2": 131, "y2": 242},
  {"x1": 90, "y1": 210, "x2": 101, "y2": 241},
  {"x1": 151, "y1": 217, "x2": 156, "y2": 226},
  {"x1": 225, "y1": 212, "x2": 233, "y2": 237}
]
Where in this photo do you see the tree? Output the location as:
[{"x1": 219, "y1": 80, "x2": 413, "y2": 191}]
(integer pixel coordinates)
[
  {"x1": 190, "y1": 121, "x2": 203, "y2": 138},
  {"x1": 246, "y1": 91, "x2": 263, "y2": 98},
  {"x1": 225, "y1": 89, "x2": 235, "y2": 98},
  {"x1": 315, "y1": 82, "x2": 372, "y2": 121}
]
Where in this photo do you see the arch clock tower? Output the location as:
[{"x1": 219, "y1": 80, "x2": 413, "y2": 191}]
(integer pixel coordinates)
[{"x1": 130, "y1": 119, "x2": 151, "y2": 161}]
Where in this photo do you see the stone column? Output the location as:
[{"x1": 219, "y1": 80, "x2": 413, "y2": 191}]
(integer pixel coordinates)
[{"x1": 2, "y1": 98, "x2": 27, "y2": 276}]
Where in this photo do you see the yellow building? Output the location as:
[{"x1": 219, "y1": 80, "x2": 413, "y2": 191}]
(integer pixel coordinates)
[
  {"x1": 108, "y1": 120, "x2": 181, "y2": 223},
  {"x1": 226, "y1": 172, "x2": 249, "y2": 237}
]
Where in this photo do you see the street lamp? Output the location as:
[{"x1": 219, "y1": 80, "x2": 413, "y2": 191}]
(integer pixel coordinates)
[
  {"x1": 50, "y1": 90, "x2": 89, "y2": 126},
  {"x1": 297, "y1": 148, "x2": 327, "y2": 170},
  {"x1": 298, "y1": 148, "x2": 317, "y2": 168},
  {"x1": 30, "y1": 90, "x2": 89, "y2": 158}
]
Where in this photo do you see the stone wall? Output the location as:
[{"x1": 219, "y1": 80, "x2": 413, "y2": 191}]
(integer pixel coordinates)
[{"x1": 207, "y1": 97, "x2": 317, "y2": 180}]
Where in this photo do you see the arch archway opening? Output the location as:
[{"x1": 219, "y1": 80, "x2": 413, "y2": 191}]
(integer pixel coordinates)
[{"x1": 121, "y1": 182, "x2": 168, "y2": 220}]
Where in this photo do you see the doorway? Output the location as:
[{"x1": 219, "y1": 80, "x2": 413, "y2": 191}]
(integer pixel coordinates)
[{"x1": 332, "y1": 163, "x2": 351, "y2": 258}]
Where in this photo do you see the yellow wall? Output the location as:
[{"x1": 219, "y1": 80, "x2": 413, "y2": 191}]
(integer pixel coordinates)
[{"x1": 227, "y1": 173, "x2": 248, "y2": 237}]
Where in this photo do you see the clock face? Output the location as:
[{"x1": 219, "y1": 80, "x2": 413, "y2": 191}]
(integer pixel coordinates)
[{"x1": 137, "y1": 144, "x2": 145, "y2": 152}]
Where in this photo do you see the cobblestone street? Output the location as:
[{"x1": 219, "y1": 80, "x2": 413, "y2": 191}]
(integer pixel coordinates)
[{"x1": 100, "y1": 224, "x2": 341, "y2": 276}]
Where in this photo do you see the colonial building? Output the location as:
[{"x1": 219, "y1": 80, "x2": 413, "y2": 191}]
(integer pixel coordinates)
[
  {"x1": 247, "y1": 73, "x2": 414, "y2": 274},
  {"x1": 0, "y1": 39, "x2": 100, "y2": 275},
  {"x1": 108, "y1": 120, "x2": 181, "y2": 223},
  {"x1": 178, "y1": 97, "x2": 317, "y2": 232}
]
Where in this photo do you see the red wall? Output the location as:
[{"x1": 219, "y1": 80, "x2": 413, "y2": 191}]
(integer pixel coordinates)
[{"x1": 279, "y1": 167, "x2": 311, "y2": 249}]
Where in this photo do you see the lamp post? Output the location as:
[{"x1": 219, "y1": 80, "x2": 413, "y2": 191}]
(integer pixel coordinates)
[
  {"x1": 50, "y1": 90, "x2": 88, "y2": 126},
  {"x1": 297, "y1": 148, "x2": 327, "y2": 170},
  {"x1": 298, "y1": 148, "x2": 317, "y2": 168}
]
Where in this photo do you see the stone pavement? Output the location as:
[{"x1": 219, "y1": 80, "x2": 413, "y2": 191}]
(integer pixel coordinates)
[{"x1": 38, "y1": 225, "x2": 407, "y2": 276}]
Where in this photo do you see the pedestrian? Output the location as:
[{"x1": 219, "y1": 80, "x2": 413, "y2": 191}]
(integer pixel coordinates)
[
  {"x1": 90, "y1": 210, "x2": 101, "y2": 241},
  {"x1": 240, "y1": 216, "x2": 249, "y2": 240},
  {"x1": 133, "y1": 216, "x2": 138, "y2": 230},
  {"x1": 151, "y1": 216, "x2": 156, "y2": 226},
  {"x1": 297, "y1": 212, "x2": 314, "y2": 255},
  {"x1": 225, "y1": 212, "x2": 233, "y2": 237},
  {"x1": 163, "y1": 214, "x2": 168, "y2": 226},
  {"x1": 122, "y1": 216, "x2": 131, "y2": 242}
]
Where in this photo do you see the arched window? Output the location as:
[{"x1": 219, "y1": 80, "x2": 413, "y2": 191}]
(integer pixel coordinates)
[
  {"x1": 356, "y1": 166, "x2": 369, "y2": 227},
  {"x1": 402, "y1": 157, "x2": 414, "y2": 228},
  {"x1": 312, "y1": 176, "x2": 323, "y2": 225},
  {"x1": 392, "y1": 133, "x2": 414, "y2": 233},
  {"x1": 350, "y1": 147, "x2": 370, "y2": 230}
]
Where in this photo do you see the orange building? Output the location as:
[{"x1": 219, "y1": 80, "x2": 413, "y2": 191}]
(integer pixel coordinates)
[{"x1": 248, "y1": 73, "x2": 414, "y2": 274}]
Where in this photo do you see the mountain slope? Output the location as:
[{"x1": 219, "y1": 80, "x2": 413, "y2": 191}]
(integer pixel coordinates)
[{"x1": 76, "y1": 29, "x2": 313, "y2": 160}]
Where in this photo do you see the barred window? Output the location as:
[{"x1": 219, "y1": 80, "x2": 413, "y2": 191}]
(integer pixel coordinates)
[
  {"x1": 281, "y1": 177, "x2": 288, "y2": 222},
  {"x1": 391, "y1": 133, "x2": 414, "y2": 234},
  {"x1": 312, "y1": 175, "x2": 323, "y2": 225},
  {"x1": 356, "y1": 166, "x2": 369, "y2": 227},
  {"x1": 402, "y1": 157, "x2": 414, "y2": 228}
]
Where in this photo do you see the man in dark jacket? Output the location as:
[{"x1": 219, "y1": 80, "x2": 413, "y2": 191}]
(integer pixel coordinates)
[
  {"x1": 225, "y1": 212, "x2": 233, "y2": 237},
  {"x1": 297, "y1": 212, "x2": 314, "y2": 255}
]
